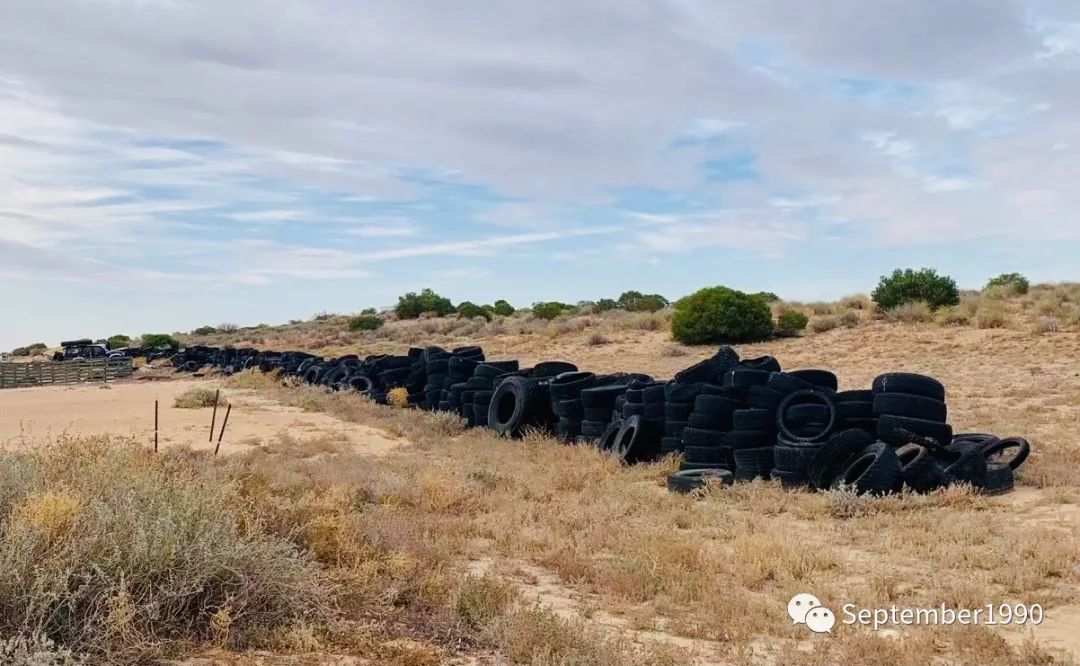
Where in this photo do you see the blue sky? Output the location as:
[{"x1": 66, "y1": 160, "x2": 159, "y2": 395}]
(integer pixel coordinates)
[{"x1": 3, "y1": 0, "x2": 1080, "y2": 349}]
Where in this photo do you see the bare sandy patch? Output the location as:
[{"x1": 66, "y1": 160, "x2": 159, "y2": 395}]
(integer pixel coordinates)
[{"x1": 0, "y1": 379, "x2": 402, "y2": 457}]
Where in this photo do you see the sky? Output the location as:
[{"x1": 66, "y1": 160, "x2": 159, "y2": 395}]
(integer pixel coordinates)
[{"x1": 3, "y1": 0, "x2": 1080, "y2": 349}]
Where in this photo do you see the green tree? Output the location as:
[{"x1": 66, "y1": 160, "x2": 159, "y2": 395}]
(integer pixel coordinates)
[
  {"x1": 106, "y1": 334, "x2": 132, "y2": 350},
  {"x1": 754, "y1": 291, "x2": 780, "y2": 303},
  {"x1": 192, "y1": 326, "x2": 217, "y2": 336},
  {"x1": 531, "y1": 301, "x2": 572, "y2": 320},
  {"x1": 492, "y1": 299, "x2": 516, "y2": 316},
  {"x1": 671, "y1": 286, "x2": 774, "y2": 344},
  {"x1": 594, "y1": 298, "x2": 619, "y2": 312},
  {"x1": 871, "y1": 268, "x2": 960, "y2": 311},
  {"x1": 141, "y1": 334, "x2": 180, "y2": 349},
  {"x1": 985, "y1": 272, "x2": 1030, "y2": 295},
  {"x1": 775, "y1": 310, "x2": 809, "y2": 337},
  {"x1": 456, "y1": 301, "x2": 492, "y2": 321},
  {"x1": 395, "y1": 288, "x2": 455, "y2": 319},
  {"x1": 348, "y1": 314, "x2": 383, "y2": 331}
]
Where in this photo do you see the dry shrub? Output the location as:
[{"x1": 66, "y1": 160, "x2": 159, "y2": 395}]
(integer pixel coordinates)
[
  {"x1": 885, "y1": 301, "x2": 933, "y2": 323},
  {"x1": 809, "y1": 315, "x2": 840, "y2": 333},
  {"x1": 455, "y1": 575, "x2": 518, "y2": 631},
  {"x1": 839, "y1": 293, "x2": 872, "y2": 310},
  {"x1": 0, "y1": 438, "x2": 334, "y2": 662},
  {"x1": 976, "y1": 301, "x2": 1008, "y2": 329},
  {"x1": 661, "y1": 345, "x2": 688, "y2": 357},
  {"x1": 173, "y1": 387, "x2": 226, "y2": 408},
  {"x1": 587, "y1": 333, "x2": 612, "y2": 346},
  {"x1": 387, "y1": 387, "x2": 410, "y2": 408},
  {"x1": 224, "y1": 369, "x2": 280, "y2": 389},
  {"x1": 1035, "y1": 316, "x2": 1060, "y2": 335},
  {"x1": 0, "y1": 633, "x2": 80, "y2": 666},
  {"x1": 837, "y1": 310, "x2": 860, "y2": 327}
]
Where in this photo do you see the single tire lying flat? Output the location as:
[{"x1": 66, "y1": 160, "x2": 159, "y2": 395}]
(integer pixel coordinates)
[{"x1": 667, "y1": 468, "x2": 734, "y2": 493}]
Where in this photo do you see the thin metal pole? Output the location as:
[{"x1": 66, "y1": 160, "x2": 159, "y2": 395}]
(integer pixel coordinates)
[
  {"x1": 154, "y1": 400, "x2": 159, "y2": 453},
  {"x1": 214, "y1": 404, "x2": 232, "y2": 456},
  {"x1": 209, "y1": 389, "x2": 220, "y2": 442}
]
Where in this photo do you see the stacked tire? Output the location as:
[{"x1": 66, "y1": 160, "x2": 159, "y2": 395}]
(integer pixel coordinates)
[
  {"x1": 682, "y1": 389, "x2": 740, "y2": 473},
  {"x1": 469, "y1": 361, "x2": 519, "y2": 427},
  {"x1": 443, "y1": 346, "x2": 485, "y2": 414},
  {"x1": 579, "y1": 382, "x2": 630, "y2": 442},
  {"x1": 549, "y1": 372, "x2": 597, "y2": 442},
  {"x1": 873, "y1": 373, "x2": 952, "y2": 450}
]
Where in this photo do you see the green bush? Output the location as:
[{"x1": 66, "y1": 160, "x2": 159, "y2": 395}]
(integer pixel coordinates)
[
  {"x1": 985, "y1": 272, "x2": 1030, "y2": 295},
  {"x1": 106, "y1": 335, "x2": 131, "y2": 350},
  {"x1": 492, "y1": 299, "x2": 515, "y2": 316},
  {"x1": 531, "y1": 301, "x2": 573, "y2": 320},
  {"x1": 594, "y1": 298, "x2": 619, "y2": 312},
  {"x1": 776, "y1": 309, "x2": 809, "y2": 336},
  {"x1": 11, "y1": 347, "x2": 29, "y2": 357},
  {"x1": 871, "y1": 268, "x2": 960, "y2": 311},
  {"x1": 456, "y1": 301, "x2": 492, "y2": 321},
  {"x1": 360, "y1": 307, "x2": 377, "y2": 315},
  {"x1": 141, "y1": 334, "x2": 180, "y2": 350},
  {"x1": 616, "y1": 291, "x2": 670, "y2": 312},
  {"x1": 754, "y1": 291, "x2": 781, "y2": 303},
  {"x1": 191, "y1": 326, "x2": 217, "y2": 336},
  {"x1": 395, "y1": 288, "x2": 454, "y2": 319},
  {"x1": 671, "y1": 287, "x2": 774, "y2": 344},
  {"x1": 348, "y1": 314, "x2": 383, "y2": 331}
]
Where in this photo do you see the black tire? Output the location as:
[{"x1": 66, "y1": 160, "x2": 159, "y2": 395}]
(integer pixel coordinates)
[
  {"x1": 976, "y1": 436, "x2": 1031, "y2": 471},
  {"x1": 580, "y1": 420, "x2": 609, "y2": 439},
  {"x1": 467, "y1": 377, "x2": 492, "y2": 390},
  {"x1": 548, "y1": 372, "x2": 597, "y2": 400},
  {"x1": 693, "y1": 394, "x2": 742, "y2": 415},
  {"x1": 979, "y1": 462, "x2": 1015, "y2": 495},
  {"x1": 584, "y1": 406, "x2": 614, "y2": 421},
  {"x1": 783, "y1": 404, "x2": 831, "y2": 426},
  {"x1": 746, "y1": 386, "x2": 786, "y2": 410},
  {"x1": 768, "y1": 372, "x2": 820, "y2": 396},
  {"x1": 426, "y1": 359, "x2": 449, "y2": 374},
  {"x1": 733, "y1": 409, "x2": 774, "y2": 431},
  {"x1": 665, "y1": 402, "x2": 695, "y2": 419},
  {"x1": 533, "y1": 361, "x2": 578, "y2": 378},
  {"x1": 938, "y1": 441, "x2": 989, "y2": 486},
  {"x1": 834, "y1": 441, "x2": 903, "y2": 495},
  {"x1": 475, "y1": 361, "x2": 520, "y2": 379},
  {"x1": 873, "y1": 373, "x2": 946, "y2": 401},
  {"x1": 667, "y1": 469, "x2": 733, "y2": 493},
  {"x1": 836, "y1": 401, "x2": 874, "y2": 420},
  {"x1": 489, "y1": 376, "x2": 550, "y2": 437},
  {"x1": 665, "y1": 382, "x2": 702, "y2": 403},
  {"x1": 596, "y1": 420, "x2": 623, "y2": 451},
  {"x1": 896, "y1": 444, "x2": 946, "y2": 493},
  {"x1": 643, "y1": 402, "x2": 665, "y2": 419},
  {"x1": 553, "y1": 400, "x2": 584, "y2": 419},
  {"x1": 835, "y1": 390, "x2": 874, "y2": 403},
  {"x1": 610, "y1": 415, "x2": 661, "y2": 464},
  {"x1": 348, "y1": 375, "x2": 373, "y2": 394},
  {"x1": 772, "y1": 469, "x2": 809, "y2": 488},
  {"x1": 738, "y1": 355, "x2": 781, "y2": 373},
  {"x1": 877, "y1": 414, "x2": 953, "y2": 449},
  {"x1": 733, "y1": 447, "x2": 774, "y2": 478},
  {"x1": 673, "y1": 347, "x2": 740, "y2": 384},
  {"x1": 773, "y1": 442, "x2": 822, "y2": 474},
  {"x1": 660, "y1": 436, "x2": 683, "y2": 454},
  {"x1": 873, "y1": 393, "x2": 947, "y2": 422},
  {"x1": 724, "y1": 369, "x2": 771, "y2": 390},
  {"x1": 682, "y1": 427, "x2": 725, "y2": 447},
  {"x1": 789, "y1": 369, "x2": 838, "y2": 391},
  {"x1": 777, "y1": 390, "x2": 837, "y2": 444},
  {"x1": 642, "y1": 384, "x2": 667, "y2": 403},
  {"x1": 683, "y1": 445, "x2": 726, "y2": 464},
  {"x1": 843, "y1": 417, "x2": 877, "y2": 434},
  {"x1": 622, "y1": 403, "x2": 646, "y2": 418},
  {"x1": 807, "y1": 429, "x2": 875, "y2": 490},
  {"x1": 679, "y1": 461, "x2": 731, "y2": 472},
  {"x1": 687, "y1": 411, "x2": 733, "y2": 431},
  {"x1": 726, "y1": 430, "x2": 774, "y2": 449},
  {"x1": 580, "y1": 384, "x2": 629, "y2": 408},
  {"x1": 665, "y1": 420, "x2": 689, "y2": 437}
]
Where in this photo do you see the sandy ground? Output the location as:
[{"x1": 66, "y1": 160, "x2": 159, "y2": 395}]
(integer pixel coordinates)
[{"x1": 0, "y1": 378, "x2": 402, "y2": 457}]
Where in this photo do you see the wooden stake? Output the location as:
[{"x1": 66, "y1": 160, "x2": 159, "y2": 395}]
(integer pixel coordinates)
[
  {"x1": 214, "y1": 404, "x2": 232, "y2": 456},
  {"x1": 209, "y1": 389, "x2": 220, "y2": 442}
]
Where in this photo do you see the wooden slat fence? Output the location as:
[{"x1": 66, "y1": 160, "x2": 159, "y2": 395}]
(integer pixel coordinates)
[{"x1": 0, "y1": 358, "x2": 134, "y2": 389}]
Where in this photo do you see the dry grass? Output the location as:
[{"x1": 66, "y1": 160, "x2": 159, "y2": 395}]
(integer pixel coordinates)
[{"x1": 173, "y1": 386, "x2": 226, "y2": 409}]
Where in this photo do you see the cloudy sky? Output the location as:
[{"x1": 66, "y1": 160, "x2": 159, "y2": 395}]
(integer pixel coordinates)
[{"x1": 3, "y1": 1, "x2": 1080, "y2": 349}]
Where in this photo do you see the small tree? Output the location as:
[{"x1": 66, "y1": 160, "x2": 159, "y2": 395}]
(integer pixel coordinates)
[
  {"x1": 776, "y1": 310, "x2": 809, "y2": 337},
  {"x1": 192, "y1": 326, "x2": 217, "y2": 336},
  {"x1": 395, "y1": 288, "x2": 454, "y2": 319},
  {"x1": 360, "y1": 307, "x2": 378, "y2": 315},
  {"x1": 531, "y1": 301, "x2": 572, "y2": 320},
  {"x1": 871, "y1": 268, "x2": 960, "y2": 311},
  {"x1": 348, "y1": 314, "x2": 383, "y2": 331},
  {"x1": 594, "y1": 298, "x2": 619, "y2": 312},
  {"x1": 456, "y1": 301, "x2": 492, "y2": 321},
  {"x1": 141, "y1": 334, "x2": 180, "y2": 349},
  {"x1": 106, "y1": 334, "x2": 132, "y2": 350},
  {"x1": 492, "y1": 299, "x2": 515, "y2": 316},
  {"x1": 671, "y1": 286, "x2": 773, "y2": 344},
  {"x1": 754, "y1": 291, "x2": 780, "y2": 303},
  {"x1": 616, "y1": 290, "x2": 668, "y2": 312},
  {"x1": 985, "y1": 272, "x2": 1030, "y2": 295}
]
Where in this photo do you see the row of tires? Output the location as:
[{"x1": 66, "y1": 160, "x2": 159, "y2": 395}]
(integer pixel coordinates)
[{"x1": 168, "y1": 344, "x2": 1030, "y2": 496}]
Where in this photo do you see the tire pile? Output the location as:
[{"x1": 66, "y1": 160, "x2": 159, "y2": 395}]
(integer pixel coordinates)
[{"x1": 168, "y1": 344, "x2": 1031, "y2": 497}]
